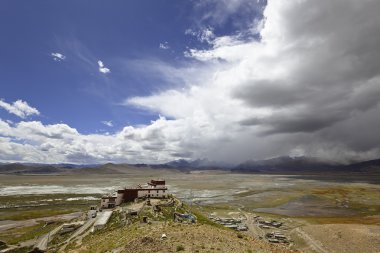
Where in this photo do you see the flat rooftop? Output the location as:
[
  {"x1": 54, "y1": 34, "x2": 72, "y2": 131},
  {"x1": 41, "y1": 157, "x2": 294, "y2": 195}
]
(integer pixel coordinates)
[{"x1": 94, "y1": 210, "x2": 113, "y2": 226}]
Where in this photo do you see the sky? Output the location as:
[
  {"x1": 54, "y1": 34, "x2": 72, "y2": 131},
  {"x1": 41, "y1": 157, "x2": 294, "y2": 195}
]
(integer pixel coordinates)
[{"x1": 1, "y1": 0, "x2": 380, "y2": 164}]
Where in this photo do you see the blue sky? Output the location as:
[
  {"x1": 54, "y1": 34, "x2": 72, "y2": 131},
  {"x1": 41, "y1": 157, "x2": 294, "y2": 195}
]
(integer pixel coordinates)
[
  {"x1": 1, "y1": 0, "x2": 380, "y2": 164},
  {"x1": 0, "y1": 0, "x2": 264, "y2": 134}
]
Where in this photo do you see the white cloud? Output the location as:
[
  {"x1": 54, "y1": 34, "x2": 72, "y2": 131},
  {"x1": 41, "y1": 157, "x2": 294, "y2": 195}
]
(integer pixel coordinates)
[
  {"x1": 0, "y1": 118, "x2": 189, "y2": 164},
  {"x1": 51, "y1": 52, "x2": 66, "y2": 61},
  {"x1": 98, "y1": 60, "x2": 110, "y2": 74},
  {"x1": 159, "y1": 42, "x2": 170, "y2": 50},
  {"x1": 101, "y1": 121, "x2": 113, "y2": 127},
  {"x1": 193, "y1": 0, "x2": 265, "y2": 31},
  {"x1": 0, "y1": 99, "x2": 40, "y2": 119},
  {"x1": 185, "y1": 27, "x2": 215, "y2": 44}
]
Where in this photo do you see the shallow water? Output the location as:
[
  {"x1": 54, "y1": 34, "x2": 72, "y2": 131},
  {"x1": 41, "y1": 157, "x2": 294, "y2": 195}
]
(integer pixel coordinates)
[{"x1": 255, "y1": 195, "x2": 357, "y2": 217}]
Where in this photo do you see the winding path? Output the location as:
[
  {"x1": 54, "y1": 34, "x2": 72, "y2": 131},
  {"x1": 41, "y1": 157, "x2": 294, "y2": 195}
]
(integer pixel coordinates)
[
  {"x1": 294, "y1": 227, "x2": 329, "y2": 253},
  {"x1": 35, "y1": 225, "x2": 63, "y2": 250}
]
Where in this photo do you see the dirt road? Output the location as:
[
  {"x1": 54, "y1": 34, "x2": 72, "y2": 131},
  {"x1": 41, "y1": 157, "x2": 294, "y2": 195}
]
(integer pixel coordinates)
[
  {"x1": 35, "y1": 225, "x2": 63, "y2": 250},
  {"x1": 66, "y1": 217, "x2": 95, "y2": 243},
  {"x1": 59, "y1": 210, "x2": 98, "y2": 250},
  {"x1": 294, "y1": 227, "x2": 328, "y2": 253},
  {"x1": 243, "y1": 212, "x2": 266, "y2": 239}
]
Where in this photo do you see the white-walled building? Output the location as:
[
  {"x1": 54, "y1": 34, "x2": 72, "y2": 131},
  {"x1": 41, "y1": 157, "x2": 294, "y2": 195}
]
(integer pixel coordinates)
[
  {"x1": 101, "y1": 179, "x2": 168, "y2": 208},
  {"x1": 100, "y1": 194, "x2": 117, "y2": 209}
]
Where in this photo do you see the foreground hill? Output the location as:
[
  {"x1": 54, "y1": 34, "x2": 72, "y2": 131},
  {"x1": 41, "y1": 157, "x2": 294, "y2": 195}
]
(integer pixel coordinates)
[
  {"x1": 114, "y1": 223, "x2": 295, "y2": 253},
  {"x1": 71, "y1": 222, "x2": 297, "y2": 253}
]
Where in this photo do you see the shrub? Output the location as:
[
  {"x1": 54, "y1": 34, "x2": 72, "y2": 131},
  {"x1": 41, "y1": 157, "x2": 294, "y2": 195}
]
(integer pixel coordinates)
[{"x1": 176, "y1": 245, "x2": 185, "y2": 251}]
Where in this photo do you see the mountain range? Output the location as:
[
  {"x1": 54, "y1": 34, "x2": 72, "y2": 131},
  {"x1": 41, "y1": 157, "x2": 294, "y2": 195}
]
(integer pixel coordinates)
[
  {"x1": 231, "y1": 156, "x2": 380, "y2": 174},
  {"x1": 0, "y1": 156, "x2": 380, "y2": 175}
]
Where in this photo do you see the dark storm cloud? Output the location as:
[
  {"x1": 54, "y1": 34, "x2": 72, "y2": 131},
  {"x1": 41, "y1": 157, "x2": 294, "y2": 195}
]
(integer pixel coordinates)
[
  {"x1": 141, "y1": 143, "x2": 166, "y2": 151},
  {"x1": 241, "y1": 112, "x2": 345, "y2": 135},
  {"x1": 171, "y1": 151, "x2": 194, "y2": 158},
  {"x1": 233, "y1": 80, "x2": 310, "y2": 108},
  {"x1": 233, "y1": 0, "x2": 380, "y2": 139}
]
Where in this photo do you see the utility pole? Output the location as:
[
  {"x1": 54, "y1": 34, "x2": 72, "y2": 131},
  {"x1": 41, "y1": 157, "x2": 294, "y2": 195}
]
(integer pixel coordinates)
[{"x1": 189, "y1": 189, "x2": 194, "y2": 213}]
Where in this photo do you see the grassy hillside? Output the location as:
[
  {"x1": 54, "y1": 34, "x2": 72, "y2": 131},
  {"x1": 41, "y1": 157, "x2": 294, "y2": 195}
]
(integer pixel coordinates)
[
  {"x1": 69, "y1": 221, "x2": 295, "y2": 253},
  {"x1": 59, "y1": 198, "x2": 296, "y2": 253}
]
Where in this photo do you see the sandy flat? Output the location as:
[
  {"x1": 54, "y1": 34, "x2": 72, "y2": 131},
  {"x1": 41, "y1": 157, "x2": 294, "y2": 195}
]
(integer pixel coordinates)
[{"x1": 300, "y1": 224, "x2": 380, "y2": 253}]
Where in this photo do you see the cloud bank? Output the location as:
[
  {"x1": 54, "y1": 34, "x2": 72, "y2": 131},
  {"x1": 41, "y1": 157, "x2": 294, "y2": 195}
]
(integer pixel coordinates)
[{"x1": 1, "y1": 0, "x2": 380, "y2": 164}]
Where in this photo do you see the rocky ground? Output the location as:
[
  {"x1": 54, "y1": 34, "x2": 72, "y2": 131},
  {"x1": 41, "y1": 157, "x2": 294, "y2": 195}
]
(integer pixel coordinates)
[
  {"x1": 76, "y1": 223, "x2": 297, "y2": 253},
  {"x1": 64, "y1": 197, "x2": 298, "y2": 253}
]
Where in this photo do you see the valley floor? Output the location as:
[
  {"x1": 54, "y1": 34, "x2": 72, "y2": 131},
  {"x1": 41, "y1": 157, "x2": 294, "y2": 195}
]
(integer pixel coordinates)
[{"x1": 0, "y1": 170, "x2": 379, "y2": 253}]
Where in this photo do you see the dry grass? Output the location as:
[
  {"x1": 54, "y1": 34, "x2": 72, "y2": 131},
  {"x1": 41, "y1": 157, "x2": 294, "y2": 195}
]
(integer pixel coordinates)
[
  {"x1": 71, "y1": 223, "x2": 296, "y2": 253},
  {"x1": 0, "y1": 194, "x2": 99, "y2": 221},
  {"x1": 0, "y1": 222, "x2": 58, "y2": 245}
]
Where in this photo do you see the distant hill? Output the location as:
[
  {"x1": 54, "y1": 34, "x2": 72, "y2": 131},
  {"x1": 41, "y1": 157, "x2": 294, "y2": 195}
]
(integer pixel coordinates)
[
  {"x1": 0, "y1": 163, "x2": 62, "y2": 174},
  {"x1": 0, "y1": 162, "x2": 182, "y2": 175},
  {"x1": 232, "y1": 156, "x2": 380, "y2": 174},
  {"x1": 0, "y1": 162, "x2": 104, "y2": 175},
  {"x1": 149, "y1": 158, "x2": 232, "y2": 171},
  {"x1": 232, "y1": 156, "x2": 336, "y2": 173},
  {"x1": 343, "y1": 158, "x2": 380, "y2": 173}
]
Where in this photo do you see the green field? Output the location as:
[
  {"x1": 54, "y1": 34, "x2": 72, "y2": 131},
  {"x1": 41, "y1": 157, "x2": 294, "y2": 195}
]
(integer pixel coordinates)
[{"x1": 0, "y1": 194, "x2": 100, "y2": 221}]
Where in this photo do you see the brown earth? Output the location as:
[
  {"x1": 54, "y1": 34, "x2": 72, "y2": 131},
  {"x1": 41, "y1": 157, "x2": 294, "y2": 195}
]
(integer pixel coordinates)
[
  {"x1": 120, "y1": 223, "x2": 298, "y2": 253},
  {"x1": 123, "y1": 236, "x2": 171, "y2": 253},
  {"x1": 291, "y1": 223, "x2": 380, "y2": 253}
]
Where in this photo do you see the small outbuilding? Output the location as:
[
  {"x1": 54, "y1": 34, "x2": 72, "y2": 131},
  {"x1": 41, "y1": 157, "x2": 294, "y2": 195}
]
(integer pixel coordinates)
[{"x1": 93, "y1": 211, "x2": 113, "y2": 231}]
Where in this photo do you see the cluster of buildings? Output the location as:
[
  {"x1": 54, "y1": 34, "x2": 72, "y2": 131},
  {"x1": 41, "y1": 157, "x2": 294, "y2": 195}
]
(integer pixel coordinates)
[
  {"x1": 101, "y1": 179, "x2": 168, "y2": 209},
  {"x1": 254, "y1": 215, "x2": 282, "y2": 229},
  {"x1": 253, "y1": 215, "x2": 290, "y2": 244},
  {"x1": 208, "y1": 215, "x2": 248, "y2": 231},
  {"x1": 265, "y1": 231, "x2": 289, "y2": 244}
]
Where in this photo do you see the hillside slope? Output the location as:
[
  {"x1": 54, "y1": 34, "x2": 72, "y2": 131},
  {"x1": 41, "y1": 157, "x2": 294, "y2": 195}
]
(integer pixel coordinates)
[{"x1": 71, "y1": 222, "x2": 296, "y2": 253}]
